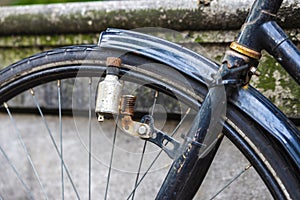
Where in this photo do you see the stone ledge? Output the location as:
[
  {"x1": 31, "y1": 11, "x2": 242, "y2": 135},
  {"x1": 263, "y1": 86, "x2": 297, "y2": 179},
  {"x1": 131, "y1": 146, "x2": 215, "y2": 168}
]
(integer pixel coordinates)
[{"x1": 0, "y1": 0, "x2": 299, "y2": 35}]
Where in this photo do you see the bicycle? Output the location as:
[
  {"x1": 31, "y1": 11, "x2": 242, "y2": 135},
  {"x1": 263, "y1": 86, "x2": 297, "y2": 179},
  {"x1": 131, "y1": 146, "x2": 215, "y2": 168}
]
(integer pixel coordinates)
[{"x1": 0, "y1": 0, "x2": 299, "y2": 199}]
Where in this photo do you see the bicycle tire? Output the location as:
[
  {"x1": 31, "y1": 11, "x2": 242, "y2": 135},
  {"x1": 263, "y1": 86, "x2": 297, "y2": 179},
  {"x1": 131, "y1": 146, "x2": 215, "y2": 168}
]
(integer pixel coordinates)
[{"x1": 0, "y1": 45, "x2": 299, "y2": 199}]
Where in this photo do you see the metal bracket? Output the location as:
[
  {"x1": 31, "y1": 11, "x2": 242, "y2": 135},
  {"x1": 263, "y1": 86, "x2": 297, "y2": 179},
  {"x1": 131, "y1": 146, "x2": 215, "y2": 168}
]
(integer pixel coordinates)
[
  {"x1": 120, "y1": 114, "x2": 181, "y2": 159},
  {"x1": 121, "y1": 115, "x2": 152, "y2": 139},
  {"x1": 221, "y1": 50, "x2": 260, "y2": 86},
  {"x1": 148, "y1": 130, "x2": 181, "y2": 159}
]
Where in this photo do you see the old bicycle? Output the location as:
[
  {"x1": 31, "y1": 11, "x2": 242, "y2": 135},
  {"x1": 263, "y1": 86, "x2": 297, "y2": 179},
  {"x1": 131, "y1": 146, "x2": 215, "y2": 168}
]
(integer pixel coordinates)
[{"x1": 0, "y1": 0, "x2": 299, "y2": 199}]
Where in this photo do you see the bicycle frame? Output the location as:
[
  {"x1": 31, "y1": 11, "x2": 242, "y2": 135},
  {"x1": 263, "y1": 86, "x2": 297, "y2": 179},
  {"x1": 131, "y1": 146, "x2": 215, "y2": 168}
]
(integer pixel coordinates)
[
  {"x1": 235, "y1": 0, "x2": 300, "y2": 84},
  {"x1": 94, "y1": 0, "x2": 300, "y2": 197},
  {"x1": 98, "y1": 0, "x2": 300, "y2": 177}
]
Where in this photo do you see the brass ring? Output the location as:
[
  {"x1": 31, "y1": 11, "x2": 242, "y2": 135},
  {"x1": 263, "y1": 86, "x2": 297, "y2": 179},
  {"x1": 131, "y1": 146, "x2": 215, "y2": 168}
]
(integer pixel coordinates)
[{"x1": 230, "y1": 42, "x2": 261, "y2": 60}]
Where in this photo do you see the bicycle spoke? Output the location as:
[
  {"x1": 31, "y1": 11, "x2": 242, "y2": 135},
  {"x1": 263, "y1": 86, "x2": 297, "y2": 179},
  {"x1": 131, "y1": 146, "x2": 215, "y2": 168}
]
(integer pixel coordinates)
[
  {"x1": 127, "y1": 107, "x2": 191, "y2": 199},
  {"x1": 127, "y1": 150, "x2": 164, "y2": 200},
  {"x1": 209, "y1": 164, "x2": 252, "y2": 200},
  {"x1": 57, "y1": 80, "x2": 65, "y2": 200},
  {"x1": 30, "y1": 89, "x2": 81, "y2": 200},
  {"x1": 170, "y1": 108, "x2": 190, "y2": 138},
  {"x1": 131, "y1": 90, "x2": 159, "y2": 199},
  {"x1": 4, "y1": 102, "x2": 48, "y2": 199},
  {"x1": 0, "y1": 135, "x2": 34, "y2": 200},
  {"x1": 150, "y1": 91, "x2": 159, "y2": 116},
  {"x1": 104, "y1": 115, "x2": 119, "y2": 200},
  {"x1": 88, "y1": 77, "x2": 92, "y2": 200},
  {"x1": 131, "y1": 141, "x2": 147, "y2": 200}
]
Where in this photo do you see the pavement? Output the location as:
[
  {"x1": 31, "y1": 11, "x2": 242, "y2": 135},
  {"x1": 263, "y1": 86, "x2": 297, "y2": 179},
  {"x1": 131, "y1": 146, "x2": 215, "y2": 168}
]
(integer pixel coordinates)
[{"x1": 0, "y1": 113, "x2": 272, "y2": 199}]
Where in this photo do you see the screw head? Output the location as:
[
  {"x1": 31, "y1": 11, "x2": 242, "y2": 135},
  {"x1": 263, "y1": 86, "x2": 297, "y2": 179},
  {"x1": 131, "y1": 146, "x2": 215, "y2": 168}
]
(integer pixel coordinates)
[{"x1": 138, "y1": 125, "x2": 147, "y2": 135}]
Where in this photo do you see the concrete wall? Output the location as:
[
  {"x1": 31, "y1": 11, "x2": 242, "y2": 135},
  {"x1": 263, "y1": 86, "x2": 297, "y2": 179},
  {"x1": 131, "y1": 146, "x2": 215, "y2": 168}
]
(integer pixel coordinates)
[{"x1": 0, "y1": 0, "x2": 299, "y2": 117}]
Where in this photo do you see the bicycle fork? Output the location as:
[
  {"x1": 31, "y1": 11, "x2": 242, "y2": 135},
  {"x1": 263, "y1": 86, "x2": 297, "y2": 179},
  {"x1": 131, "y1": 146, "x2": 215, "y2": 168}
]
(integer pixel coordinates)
[{"x1": 157, "y1": 74, "x2": 227, "y2": 199}]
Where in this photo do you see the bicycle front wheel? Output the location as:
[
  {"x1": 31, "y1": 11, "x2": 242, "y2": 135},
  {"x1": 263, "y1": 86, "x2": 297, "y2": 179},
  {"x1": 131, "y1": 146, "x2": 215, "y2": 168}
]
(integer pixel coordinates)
[{"x1": 0, "y1": 45, "x2": 299, "y2": 199}]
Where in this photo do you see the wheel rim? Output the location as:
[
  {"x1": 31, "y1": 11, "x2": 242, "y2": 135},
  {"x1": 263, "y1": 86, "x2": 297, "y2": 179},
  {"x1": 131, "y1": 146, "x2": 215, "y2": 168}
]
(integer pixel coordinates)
[
  {"x1": 0, "y1": 64, "x2": 202, "y2": 199},
  {"x1": 0, "y1": 63, "x2": 276, "y2": 199}
]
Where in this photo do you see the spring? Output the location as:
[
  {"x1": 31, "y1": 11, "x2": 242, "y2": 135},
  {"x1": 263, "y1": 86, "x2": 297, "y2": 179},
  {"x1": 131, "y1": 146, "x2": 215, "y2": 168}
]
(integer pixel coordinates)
[{"x1": 120, "y1": 95, "x2": 136, "y2": 116}]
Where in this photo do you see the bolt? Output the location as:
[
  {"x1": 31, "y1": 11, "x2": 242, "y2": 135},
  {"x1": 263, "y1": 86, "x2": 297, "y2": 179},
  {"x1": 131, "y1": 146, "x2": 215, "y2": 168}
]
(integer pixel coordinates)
[
  {"x1": 138, "y1": 125, "x2": 147, "y2": 135},
  {"x1": 250, "y1": 66, "x2": 261, "y2": 76}
]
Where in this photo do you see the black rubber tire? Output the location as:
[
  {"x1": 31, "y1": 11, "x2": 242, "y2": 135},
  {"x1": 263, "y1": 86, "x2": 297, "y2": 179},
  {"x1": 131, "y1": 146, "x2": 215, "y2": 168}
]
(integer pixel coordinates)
[{"x1": 0, "y1": 45, "x2": 299, "y2": 199}]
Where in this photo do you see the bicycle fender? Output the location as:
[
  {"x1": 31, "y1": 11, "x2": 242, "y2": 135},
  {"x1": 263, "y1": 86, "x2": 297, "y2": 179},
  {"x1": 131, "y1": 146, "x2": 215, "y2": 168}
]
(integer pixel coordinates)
[{"x1": 99, "y1": 28, "x2": 300, "y2": 169}]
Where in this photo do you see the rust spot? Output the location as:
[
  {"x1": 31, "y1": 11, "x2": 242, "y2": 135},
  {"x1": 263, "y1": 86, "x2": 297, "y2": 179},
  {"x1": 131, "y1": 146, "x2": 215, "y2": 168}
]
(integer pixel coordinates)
[
  {"x1": 122, "y1": 115, "x2": 133, "y2": 128},
  {"x1": 106, "y1": 57, "x2": 122, "y2": 67},
  {"x1": 120, "y1": 95, "x2": 136, "y2": 116}
]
